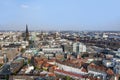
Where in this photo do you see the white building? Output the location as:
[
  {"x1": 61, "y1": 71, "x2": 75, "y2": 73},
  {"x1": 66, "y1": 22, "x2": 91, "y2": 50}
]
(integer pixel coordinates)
[
  {"x1": 118, "y1": 48, "x2": 120, "y2": 53},
  {"x1": 88, "y1": 70, "x2": 107, "y2": 80},
  {"x1": 25, "y1": 66, "x2": 34, "y2": 74},
  {"x1": 73, "y1": 42, "x2": 86, "y2": 53},
  {"x1": 103, "y1": 33, "x2": 108, "y2": 39},
  {"x1": 102, "y1": 60, "x2": 115, "y2": 67},
  {"x1": 112, "y1": 58, "x2": 120, "y2": 74},
  {"x1": 114, "y1": 62, "x2": 120, "y2": 74},
  {"x1": 55, "y1": 62, "x2": 88, "y2": 75},
  {"x1": 42, "y1": 48, "x2": 63, "y2": 53}
]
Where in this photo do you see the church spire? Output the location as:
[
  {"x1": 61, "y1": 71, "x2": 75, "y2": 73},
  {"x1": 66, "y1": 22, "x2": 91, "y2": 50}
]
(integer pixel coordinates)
[
  {"x1": 25, "y1": 24, "x2": 29, "y2": 41},
  {"x1": 26, "y1": 24, "x2": 28, "y2": 34}
]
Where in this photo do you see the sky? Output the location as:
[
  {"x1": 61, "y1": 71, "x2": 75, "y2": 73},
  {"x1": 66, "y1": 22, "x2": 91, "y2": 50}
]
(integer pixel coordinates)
[{"x1": 0, "y1": 0, "x2": 120, "y2": 31}]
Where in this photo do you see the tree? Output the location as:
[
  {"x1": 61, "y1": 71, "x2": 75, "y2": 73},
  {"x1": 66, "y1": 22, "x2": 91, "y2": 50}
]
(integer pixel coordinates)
[
  {"x1": 65, "y1": 76, "x2": 71, "y2": 80},
  {"x1": 20, "y1": 48, "x2": 25, "y2": 53},
  {"x1": 81, "y1": 53, "x2": 89, "y2": 58}
]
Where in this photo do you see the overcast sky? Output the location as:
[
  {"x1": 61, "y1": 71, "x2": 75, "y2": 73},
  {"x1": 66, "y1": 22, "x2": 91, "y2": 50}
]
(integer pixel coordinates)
[{"x1": 0, "y1": 0, "x2": 120, "y2": 31}]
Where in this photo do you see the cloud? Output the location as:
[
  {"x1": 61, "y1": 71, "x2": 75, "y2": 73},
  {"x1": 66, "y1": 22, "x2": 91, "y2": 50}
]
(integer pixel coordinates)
[{"x1": 20, "y1": 4, "x2": 29, "y2": 9}]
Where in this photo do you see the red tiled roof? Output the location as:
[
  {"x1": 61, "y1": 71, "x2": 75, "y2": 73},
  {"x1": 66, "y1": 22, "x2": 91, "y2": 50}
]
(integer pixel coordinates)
[
  {"x1": 51, "y1": 66, "x2": 58, "y2": 70},
  {"x1": 48, "y1": 59, "x2": 56, "y2": 62},
  {"x1": 43, "y1": 63, "x2": 50, "y2": 67},
  {"x1": 90, "y1": 63, "x2": 95, "y2": 66},
  {"x1": 81, "y1": 67, "x2": 88, "y2": 72},
  {"x1": 48, "y1": 73, "x2": 56, "y2": 77},
  {"x1": 88, "y1": 63, "x2": 107, "y2": 72},
  {"x1": 55, "y1": 69, "x2": 87, "y2": 78},
  {"x1": 106, "y1": 68, "x2": 114, "y2": 75}
]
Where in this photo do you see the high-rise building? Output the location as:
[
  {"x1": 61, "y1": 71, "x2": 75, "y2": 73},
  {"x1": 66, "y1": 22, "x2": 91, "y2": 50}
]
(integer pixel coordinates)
[{"x1": 73, "y1": 42, "x2": 86, "y2": 53}]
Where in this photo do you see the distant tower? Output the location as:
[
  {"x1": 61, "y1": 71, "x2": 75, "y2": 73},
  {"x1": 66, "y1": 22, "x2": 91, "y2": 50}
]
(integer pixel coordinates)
[{"x1": 25, "y1": 24, "x2": 29, "y2": 41}]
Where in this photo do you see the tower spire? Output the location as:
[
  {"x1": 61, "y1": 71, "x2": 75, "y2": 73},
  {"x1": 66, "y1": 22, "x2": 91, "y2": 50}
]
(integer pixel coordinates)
[
  {"x1": 26, "y1": 24, "x2": 28, "y2": 33},
  {"x1": 25, "y1": 24, "x2": 29, "y2": 41}
]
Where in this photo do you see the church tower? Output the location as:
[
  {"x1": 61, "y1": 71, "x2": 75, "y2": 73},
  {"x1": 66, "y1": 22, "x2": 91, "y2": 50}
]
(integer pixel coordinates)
[{"x1": 25, "y1": 24, "x2": 29, "y2": 41}]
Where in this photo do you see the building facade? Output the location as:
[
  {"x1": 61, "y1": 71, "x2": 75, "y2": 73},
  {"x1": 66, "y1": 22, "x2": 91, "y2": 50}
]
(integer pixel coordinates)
[{"x1": 73, "y1": 42, "x2": 86, "y2": 53}]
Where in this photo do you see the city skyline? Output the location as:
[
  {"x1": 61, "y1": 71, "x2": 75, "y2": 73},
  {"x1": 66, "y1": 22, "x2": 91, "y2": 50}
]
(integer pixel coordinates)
[{"x1": 0, "y1": 0, "x2": 120, "y2": 31}]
